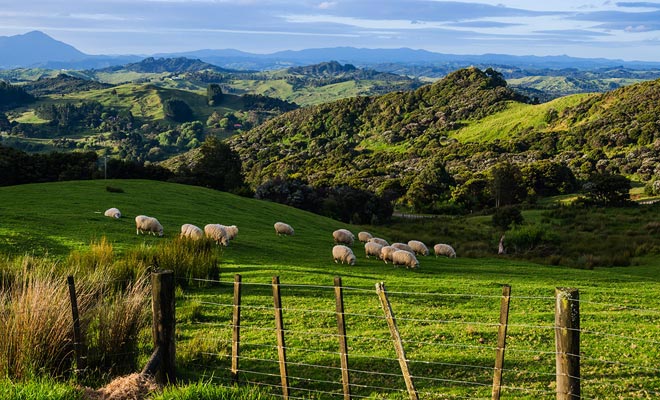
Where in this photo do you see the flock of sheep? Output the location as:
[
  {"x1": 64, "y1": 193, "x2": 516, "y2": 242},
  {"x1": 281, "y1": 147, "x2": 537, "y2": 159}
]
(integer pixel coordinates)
[
  {"x1": 104, "y1": 207, "x2": 239, "y2": 246},
  {"x1": 104, "y1": 209, "x2": 455, "y2": 269},
  {"x1": 273, "y1": 221, "x2": 456, "y2": 270}
]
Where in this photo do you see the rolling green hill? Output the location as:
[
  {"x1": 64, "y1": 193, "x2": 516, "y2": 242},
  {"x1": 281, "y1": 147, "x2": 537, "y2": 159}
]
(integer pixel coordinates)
[
  {"x1": 228, "y1": 67, "x2": 660, "y2": 199},
  {"x1": 0, "y1": 179, "x2": 659, "y2": 399}
]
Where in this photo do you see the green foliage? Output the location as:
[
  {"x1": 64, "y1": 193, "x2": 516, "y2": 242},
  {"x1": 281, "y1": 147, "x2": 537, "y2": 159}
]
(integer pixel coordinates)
[
  {"x1": 163, "y1": 98, "x2": 194, "y2": 122},
  {"x1": 582, "y1": 173, "x2": 632, "y2": 206},
  {"x1": 491, "y1": 205, "x2": 524, "y2": 231},
  {"x1": 184, "y1": 136, "x2": 246, "y2": 193},
  {"x1": 505, "y1": 224, "x2": 559, "y2": 253},
  {"x1": 489, "y1": 161, "x2": 526, "y2": 208},
  {"x1": 0, "y1": 80, "x2": 35, "y2": 110},
  {"x1": 206, "y1": 83, "x2": 223, "y2": 105}
]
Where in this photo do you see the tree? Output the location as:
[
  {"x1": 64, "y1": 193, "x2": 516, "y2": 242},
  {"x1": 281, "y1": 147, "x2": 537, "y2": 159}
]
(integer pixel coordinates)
[
  {"x1": 189, "y1": 136, "x2": 245, "y2": 192},
  {"x1": 492, "y1": 205, "x2": 524, "y2": 232},
  {"x1": 404, "y1": 158, "x2": 454, "y2": 213},
  {"x1": 489, "y1": 161, "x2": 525, "y2": 208},
  {"x1": 582, "y1": 173, "x2": 632, "y2": 206},
  {"x1": 163, "y1": 98, "x2": 193, "y2": 122},
  {"x1": 206, "y1": 84, "x2": 223, "y2": 106}
]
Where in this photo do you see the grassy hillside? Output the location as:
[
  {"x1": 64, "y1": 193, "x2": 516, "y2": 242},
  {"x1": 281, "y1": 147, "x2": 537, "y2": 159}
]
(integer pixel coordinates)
[
  {"x1": 0, "y1": 180, "x2": 659, "y2": 398},
  {"x1": 452, "y1": 93, "x2": 593, "y2": 143}
]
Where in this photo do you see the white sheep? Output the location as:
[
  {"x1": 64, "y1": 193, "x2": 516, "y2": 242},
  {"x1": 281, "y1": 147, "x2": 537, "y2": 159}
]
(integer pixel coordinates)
[
  {"x1": 135, "y1": 215, "x2": 163, "y2": 236},
  {"x1": 332, "y1": 245, "x2": 356, "y2": 266},
  {"x1": 379, "y1": 245, "x2": 397, "y2": 264},
  {"x1": 225, "y1": 225, "x2": 239, "y2": 241},
  {"x1": 369, "y1": 237, "x2": 389, "y2": 247},
  {"x1": 408, "y1": 240, "x2": 429, "y2": 256},
  {"x1": 204, "y1": 224, "x2": 229, "y2": 246},
  {"x1": 333, "y1": 229, "x2": 355, "y2": 246},
  {"x1": 392, "y1": 250, "x2": 419, "y2": 269},
  {"x1": 274, "y1": 222, "x2": 294, "y2": 236},
  {"x1": 434, "y1": 243, "x2": 456, "y2": 258},
  {"x1": 180, "y1": 223, "x2": 203, "y2": 240},
  {"x1": 364, "y1": 241, "x2": 383, "y2": 259},
  {"x1": 104, "y1": 207, "x2": 121, "y2": 219},
  {"x1": 358, "y1": 231, "x2": 373, "y2": 243},
  {"x1": 391, "y1": 242, "x2": 414, "y2": 254}
]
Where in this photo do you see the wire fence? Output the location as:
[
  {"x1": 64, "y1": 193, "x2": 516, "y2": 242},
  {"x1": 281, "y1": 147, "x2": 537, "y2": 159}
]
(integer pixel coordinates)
[{"x1": 169, "y1": 275, "x2": 660, "y2": 399}]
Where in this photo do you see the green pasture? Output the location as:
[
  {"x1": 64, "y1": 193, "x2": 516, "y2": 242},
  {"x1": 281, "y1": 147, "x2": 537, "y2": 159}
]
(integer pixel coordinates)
[
  {"x1": 451, "y1": 94, "x2": 592, "y2": 143},
  {"x1": 0, "y1": 180, "x2": 658, "y2": 398}
]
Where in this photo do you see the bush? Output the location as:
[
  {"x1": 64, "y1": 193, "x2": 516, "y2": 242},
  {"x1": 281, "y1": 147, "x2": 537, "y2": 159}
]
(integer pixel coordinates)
[{"x1": 505, "y1": 225, "x2": 559, "y2": 253}]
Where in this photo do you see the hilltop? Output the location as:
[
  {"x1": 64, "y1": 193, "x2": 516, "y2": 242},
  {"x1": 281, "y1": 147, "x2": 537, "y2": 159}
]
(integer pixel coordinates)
[{"x1": 227, "y1": 66, "x2": 660, "y2": 207}]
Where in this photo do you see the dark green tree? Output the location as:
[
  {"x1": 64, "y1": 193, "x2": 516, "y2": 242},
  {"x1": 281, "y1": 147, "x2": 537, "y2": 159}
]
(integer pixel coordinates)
[
  {"x1": 489, "y1": 161, "x2": 525, "y2": 208},
  {"x1": 206, "y1": 84, "x2": 223, "y2": 106},
  {"x1": 582, "y1": 173, "x2": 632, "y2": 206},
  {"x1": 492, "y1": 205, "x2": 524, "y2": 232},
  {"x1": 189, "y1": 136, "x2": 245, "y2": 192},
  {"x1": 163, "y1": 98, "x2": 193, "y2": 122},
  {"x1": 405, "y1": 158, "x2": 454, "y2": 213}
]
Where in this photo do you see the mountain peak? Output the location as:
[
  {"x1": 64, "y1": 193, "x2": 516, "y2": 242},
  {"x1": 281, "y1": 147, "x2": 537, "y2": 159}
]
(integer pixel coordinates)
[{"x1": 0, "y1": 30, "x2": 86, "y2": 68}]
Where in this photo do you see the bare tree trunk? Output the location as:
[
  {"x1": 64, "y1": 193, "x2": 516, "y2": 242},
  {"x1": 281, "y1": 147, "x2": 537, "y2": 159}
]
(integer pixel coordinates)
[{"x1": 498, "y1": 235, "x2": 506, "y2": 255}]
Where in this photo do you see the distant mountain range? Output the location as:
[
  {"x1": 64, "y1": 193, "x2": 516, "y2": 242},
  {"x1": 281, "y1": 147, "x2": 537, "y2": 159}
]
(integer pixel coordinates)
[{"x1": 3, "y1": 30, "x2": 660, "y2": 72}]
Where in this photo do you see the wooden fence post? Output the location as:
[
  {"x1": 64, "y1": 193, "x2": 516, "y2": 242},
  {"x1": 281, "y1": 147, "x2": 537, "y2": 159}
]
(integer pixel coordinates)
[
  {"x1": 555, "y1": 287, "x2": 580, "y2": 400},
  {"x1": 67, "y1": 275, "x2": 87, "y2": 374},
  {"x1": 231, "y1": 274, "x2": 242, "y2": 384},
  {"x1": 272, "y1": 276, "x2": 290, "y2": 399},
  {"x1": 491, "y1": 285, "x2": 511, "y2": 400},
  {"x1": 375, "y1": 282, "x2": 418, "y2": 400},
  {"x1": 150, "y1": 270, "x2": 176, "y2": 385},
  {"x1": 334, "y1": 277, "x2": 351, "y2": 400}
]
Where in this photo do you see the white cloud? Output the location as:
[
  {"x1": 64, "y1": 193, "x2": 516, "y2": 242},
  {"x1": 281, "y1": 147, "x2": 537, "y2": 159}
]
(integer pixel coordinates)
[{"x1": 318, "y1": 1, "x2": 337, "y2": 9}]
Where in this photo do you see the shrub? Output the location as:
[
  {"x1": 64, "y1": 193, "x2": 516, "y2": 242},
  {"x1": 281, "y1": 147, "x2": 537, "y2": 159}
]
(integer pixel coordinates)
[{"x1": 505, "y1": 225, "x2": 559, "y2": 253}]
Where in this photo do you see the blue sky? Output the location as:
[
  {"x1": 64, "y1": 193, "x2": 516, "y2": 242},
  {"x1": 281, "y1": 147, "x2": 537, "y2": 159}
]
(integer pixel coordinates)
[{"x1": 1, "y1": 0, "x2": 660, "y2": 60}]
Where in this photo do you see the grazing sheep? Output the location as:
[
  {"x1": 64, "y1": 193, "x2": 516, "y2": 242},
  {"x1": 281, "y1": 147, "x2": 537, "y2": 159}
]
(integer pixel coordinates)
[
  {"x1": 391, "y1": 242, "x2": 414, "y2": 253},
  {"x1": 379, "y1": 245, "x2": 397, "y2": 264},
  {"x1": 358, "y1": 231, "x2": 373, "y2": 243},
  {"x1": 392, "y1": 250, "x2": 419, "y2": 269},
  {"x1": 104, "y1": 207, "x2": 122, "y2": 219},
  {"x1": 434, "y1": 243, "x2": 457, "y2": 258},
  {"x1": 274, "y1": 222, "x2": 294, "y2": 236},
  {"x1": 332, "y1": 245, "x2": 356, "y2": 266},
  {"x1": 369, "y1": 237, "x2": 389, "y2": 247},
  {"x1": 333, "y1": 229, "x2": 355, "y2": 246},
  {"x1": 204, "y1": 224, "x2": 229, "y2": 246},
  {"x1": 225, "y1": 225, "x2": 239, "y2": 241},
  {"x1": 135, "y1": 215, "x2": 163, "y2": 237},
  {"x1": 364, "y1": 241, "x2": 383, "y2": 259},
  {"x1": 180, "y1": 223, "x2": 203, "y2": 240},
  {"x1": 408, "y1": 240, "x2": 430, "y2": 256}
]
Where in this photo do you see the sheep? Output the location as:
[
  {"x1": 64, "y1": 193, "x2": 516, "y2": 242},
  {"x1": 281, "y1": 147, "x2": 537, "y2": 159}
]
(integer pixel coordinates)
[
  {"x1": 274, "y1": 222, "x2": 294, "y2": 236},
  {"x1": 333, "y1": 229, "x2": 355, "y2": 246},
  {"x1": 135, "y1": 215, "x2": 163, "y2": 236},
  {"x1": 104, "y1": 207, "x2": 122, "y2": 219},
  {"x1": 204, "y1": 223, "x2": 229, "y2": 246},
  {"x1": 358, "y1": 231, "x2": 373, "y2": 243},
  {"x1": 180, "y1": 223, "x2": 203, "y2": 240},
  {"x1": 408, "y1": 240, "x2": 430, "y2": 256},
  {"x1": 391, "y1": 242, "x2": 415, "y2": 254},
  {"x1": 434, "y1": 243, "x2": 457, "y2": 258},
  {"x1": 392, "y1": 249, "x2": 419, "y2": 269},
  {"x1": 369, "y1": 237, "x2": 389, "y2": 247},
  {"x1": 364, "y1": 241, "x2": 383, "y2": 259},
  {"x1": 379, "y1": 245, "x2": 397, "y2": 264},
  {"x1": 225, "y1": 225, "x2": 239, "y2": 241},
  {"x1": 332, "y1": 245, "x2": 356, "y2": 266}
]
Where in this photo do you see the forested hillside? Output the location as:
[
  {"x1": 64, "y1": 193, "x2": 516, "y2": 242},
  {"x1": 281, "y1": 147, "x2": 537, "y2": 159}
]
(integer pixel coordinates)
[{"x1": 229, "y1": 67, "x2": 660, "y2": 212}]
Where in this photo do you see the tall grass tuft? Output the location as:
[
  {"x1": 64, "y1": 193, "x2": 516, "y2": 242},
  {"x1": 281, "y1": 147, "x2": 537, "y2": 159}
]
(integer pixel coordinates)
[
  {"x1": 0, "y1": 264, "x2": 86, "y2": 378},
  {"x1": 154, "y1": 237, "x2": 220, "y2": 286}
]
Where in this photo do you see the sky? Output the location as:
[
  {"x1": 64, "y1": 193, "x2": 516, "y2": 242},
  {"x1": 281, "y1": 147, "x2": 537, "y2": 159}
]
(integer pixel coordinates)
[{"x1": 1, "y1": 0, "x2": 660, "y2": 61}]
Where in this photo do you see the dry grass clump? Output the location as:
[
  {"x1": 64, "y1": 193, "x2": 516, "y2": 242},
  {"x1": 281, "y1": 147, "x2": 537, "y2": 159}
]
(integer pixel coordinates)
[{"x1": 83, "y1": 373, "x2": 160, "y2": 400}]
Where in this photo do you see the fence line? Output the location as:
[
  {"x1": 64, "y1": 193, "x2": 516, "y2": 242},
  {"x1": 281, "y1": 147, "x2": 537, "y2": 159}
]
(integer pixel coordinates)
[{"x1": 57, "y1": 272, "x2": 655, "y2": 399}]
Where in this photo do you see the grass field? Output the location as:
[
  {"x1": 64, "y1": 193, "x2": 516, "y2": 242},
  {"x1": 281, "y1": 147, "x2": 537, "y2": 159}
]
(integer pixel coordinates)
[{"x1": 0, "y1": 180, "x2": 658, "y2": 399}]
